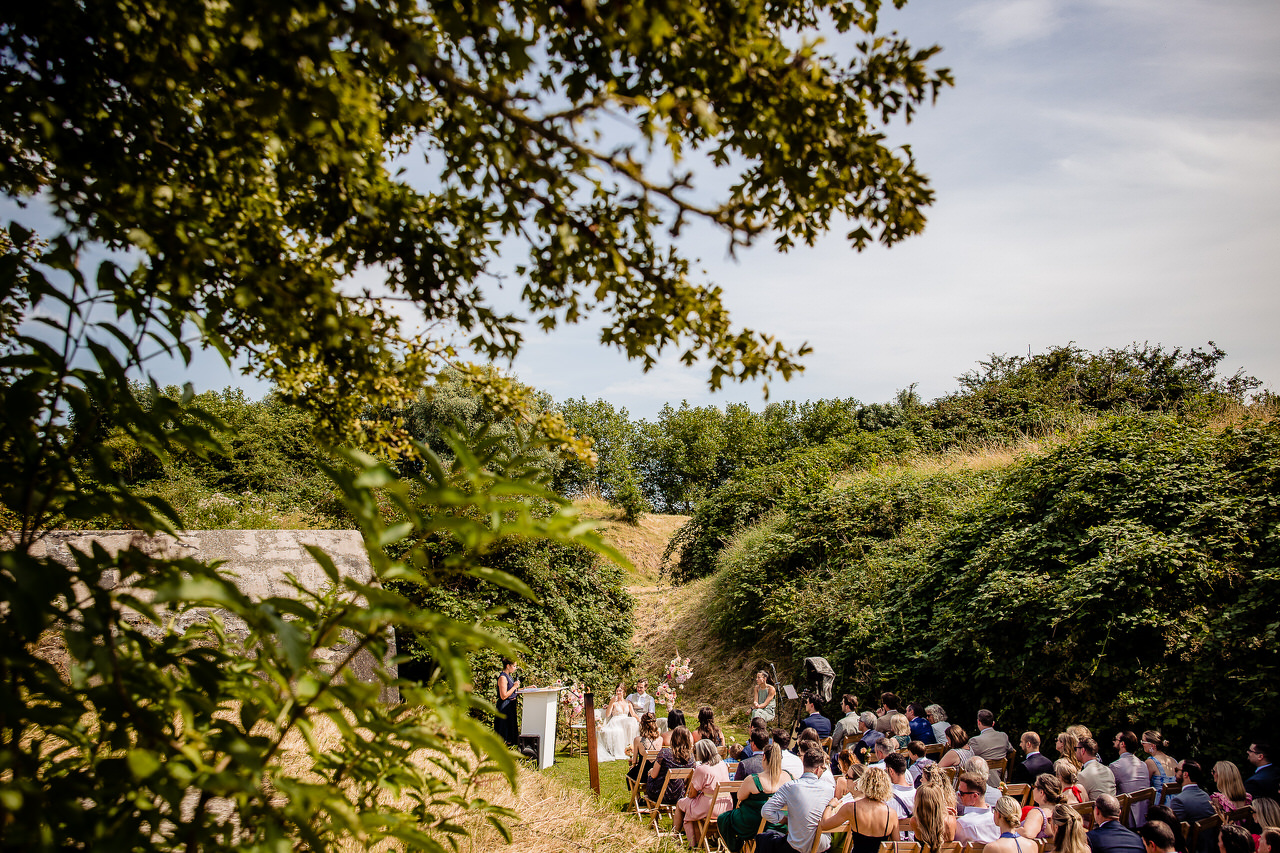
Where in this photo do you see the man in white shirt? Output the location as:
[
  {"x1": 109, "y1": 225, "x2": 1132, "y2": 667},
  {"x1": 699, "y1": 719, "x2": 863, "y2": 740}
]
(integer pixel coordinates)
[
  {"x1": 885, "y1": 753, "x2": 917, "y2": 819},
  {"x1": 626, "y1": 680, "x2": 654, "y2": 718},
  {"x1": 775, "y1": 729, "x2": 804, "y2": 780},
  {"x1": 955, "y1": 772, "x2": 999, "y2": 844},
  {"x1": 759, "y1": 748, "x2": 836, "y2": 853}
]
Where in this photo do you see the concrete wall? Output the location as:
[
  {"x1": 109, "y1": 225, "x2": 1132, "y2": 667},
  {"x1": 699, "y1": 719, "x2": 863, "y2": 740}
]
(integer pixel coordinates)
[{"x1": 27, "y1": 530, "x2": 398, "y2": 702}]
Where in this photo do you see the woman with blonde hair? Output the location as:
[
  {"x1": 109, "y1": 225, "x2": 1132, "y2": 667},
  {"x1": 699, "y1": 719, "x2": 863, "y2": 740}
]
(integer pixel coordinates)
[
  {"x1": 1053, "y1": 803, "x2": 1090, "y2": 853},
  {"x1": 674, "y1": 738, "x2": 732, "y2": 847},
  {"x1": 1055, "y1": 758, "x2": 1086, "y2": 804},
  {"x1": 1056, "y1": 732, "x2": 1081, "y2": 769},
  {"x1": 717, "y1": 742, "x2": 791, "y2": 853},
  {"x1": 889, "y1": 713, "x2": 911, "y2": 749},
  {"x1": 819, "y1": 767, "x2": 897, "y2": 853},
  {"x1": 939, "y1": 724, "x2": 974, "y2": 769},
  {"x1": 912, "y1": 783, "x2": 957, "y2": 849},
  {"x1": 1019, "y1": 773, "x2": 1064, "y2": 840},
  {"x1": 918, "y1": 763, "x2": 958, "y2": 813},
  {"x1": 1067, "y1": 725, "x2": 1093, "y2": 741},
  {"x1": 1210, "y1": 761, "x2": 1253, "y2": 821},
  {"x1": 984, "y1": 796, "x2": 1029, "y2": 853}
]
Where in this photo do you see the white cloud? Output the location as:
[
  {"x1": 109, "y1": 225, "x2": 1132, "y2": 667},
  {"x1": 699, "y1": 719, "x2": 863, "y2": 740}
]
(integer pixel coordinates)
[{"x1": 956, "y1": 0, "x2": 1062, "y2": 47}]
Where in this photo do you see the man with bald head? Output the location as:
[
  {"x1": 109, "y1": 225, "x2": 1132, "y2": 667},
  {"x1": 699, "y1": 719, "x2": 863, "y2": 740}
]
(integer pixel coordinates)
[{"x1": 1087, "y1": 794, "x2": 1144, "y2": 853}]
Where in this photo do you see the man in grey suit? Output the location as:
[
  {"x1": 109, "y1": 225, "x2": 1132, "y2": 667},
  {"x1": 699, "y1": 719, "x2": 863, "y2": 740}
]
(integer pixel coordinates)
[
  {"x1": 1078, "y1": 737, "x2": 1118, "y2": 800},
  {"x1": 969, "y1": 709, "x2": 1012, "y2": 787},
  {"x1": 1110, "y1": 731, "x2": 1152, "y2": 826},
  {"x1": 828, "y1": 694, "x2": 860, "y2": 760},
  {"x1": 1168, "y1": 760, "x2": 1214, "y2": 823}
]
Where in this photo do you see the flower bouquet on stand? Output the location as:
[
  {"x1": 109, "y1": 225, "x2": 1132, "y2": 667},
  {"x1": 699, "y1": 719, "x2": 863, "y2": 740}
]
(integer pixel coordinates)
[
  {"x1": 654, "y1": 652, "x2": 695, "y2": 716},
  {"x1": 654, "y1": 682, "x2": 676, "y2": 710}
]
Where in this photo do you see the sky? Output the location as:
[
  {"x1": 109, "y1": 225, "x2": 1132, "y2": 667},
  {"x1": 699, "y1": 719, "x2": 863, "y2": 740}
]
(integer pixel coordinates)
[
  {"x1": 493, "y1": 0, "x2": 1280, "y2": 418},
  {"x1": 20, "y1": 0, "x2": 1278, "y2": 421}
]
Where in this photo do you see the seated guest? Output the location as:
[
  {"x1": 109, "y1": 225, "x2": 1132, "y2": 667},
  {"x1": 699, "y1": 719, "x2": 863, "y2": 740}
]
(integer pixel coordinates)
[
  {"x1": 773, "y1": 729, "x2": 803, "y2": 780},
  {"x1": 906, "y1": 703, "x2": 937, "y2": 745},
  {"x1": 662, "y1": 709, "x2": 687, "y2": 747},
  {"x1": 983, "y1": 796, "x2": 1028, "y2": 853},
  {"x1": 1210, "y1": 761, "x2": 1253, "y2": 823},
  {"x1": 674, "y1": 738, "x2": 733, "y2": 847},
  {"x1": 1247, "y1": 742, "x2": 1280, "y2": 801},
  {"x1": 830, "y1": 694, "x2": 861, "y2": 758},
  {"x1": 1136, "y1": 820, "x2": 1178, "y2": 853},
  {"x1": 728, "y1": 744, "x2": 744, "y2": 761},
  {"x1": 1057, "y1": 758, "x2": 1087, "y2": 804},
  {"x1": 758, "y1": 747, "x2": 837, "y2": 853},
  {"x1": 876, "y1": 693, "x2": 904, "y2": 734},
  {"x1": 696, "y1": 706, "x2": 725, "y2": 747},
  {"x1": 1253, "y1": 797, "x2": 1280, "y2": 829},
  {"x1": 719, "y1": 742, "x2": 791, "y2": 853},
  {"x1": 628, "y1": 712, "x2": 662, "y2": 784},
  {"x1": 1058, "y1": 732, "x2": 1083, "y2": 770},
  {"x1": 819, "y1": 766, "x2": 896, "y2": 851},
  {"x1": 1140, "y1": 731, "x2": 1178, "y2": 804},
  {"x1": 907, "y1": 740, "x2": 935, "y2": 786},
  {"x1": 796, "y1": 728, "x2": 835, "y2": 784},
  {"x1": 853, "y1": 712, "x2": 885, "y2": 765},
  {"x1": 1257, "y1": 827, "x2": 1280, "y2": 853},
  {"x1": 1087, "y1": 794, "x2": 1144, "y2": 853},
  {"x1": 799, "y1": 696, "x2": 833, "y2": 740},
  {"x1": 913, "y1": 781, "x2": 957, "y2": 849},
  {"x1": 884, "y1": 753, "x2": 916, "y2": 819},
  {"x1": 939, "y1": 724, "x2": 974, "y2": 769},
  {"x1": 970, "y1": 709, "x2": 1013, "y2": 787},
  {"x1": 1217, "y1": 825, "x2": 1253, "y2": 853},
  {"x1": 835, "y1": 751, "x2": 866, "y2": 801},
  {"x1": 1144, "y1": 805, "x2": 1190, "y2": 853},
  {"x1": 1019, "y1": 773, "x2": 1065, "y2": 841},
  {"x1": 1013, "y1": 732, "x2": 1054, "y2": 784},
  {"x1": 1054, "y1": 803, "x2": 1091, "y2": 853},
  {"x1": 955, "y1": 772, "x2": 998, "y2": 844},
  {"x1": 648, "y1": 725, "x2": 695, "y2": 805},
  {"x1": 1078, "y1": 737, "x2": 1118, "y2": 800},
  {"x1": 888, "y1": 713, "x2": 911, "y2": 750},
  {"x1": 736, "y1": 728, "x2": 772, "y2": 781},
  {"x1": 739, "y1": 718, "x2": 769, "y2": 761},
  {"x1": 963, "y1": 756, "x2": 1002, "y2": 806},
  {"x1": 870, "y1": 738, "x2": 895, "y2": 769},
  {"x1": 1168, "y1": 760, "x2": 1215, "y2": 824},
  {"x1": 926, "y1": 704, "x2": 950, "y2": 746},
  {"x1": 1111, "y1": 731, "x2": 1152, "y2": 825}
]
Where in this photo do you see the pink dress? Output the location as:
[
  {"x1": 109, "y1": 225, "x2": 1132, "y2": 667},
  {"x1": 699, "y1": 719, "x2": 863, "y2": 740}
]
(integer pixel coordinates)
[{"x1": 678, "y1": 761, "x2": 732, "y2": 822}]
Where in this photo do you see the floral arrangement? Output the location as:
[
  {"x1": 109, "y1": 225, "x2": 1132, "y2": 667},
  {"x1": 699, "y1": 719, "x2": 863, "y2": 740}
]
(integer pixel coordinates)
[
  {"x1": 665, "y1": 654, "x2": 693, "y2": 687},
  {"x1": 654, "y1": 652, "x2": 695, "y2": 708},
  {"x1": 558, "y1": 681, "x2": 585, "y2": 720}
]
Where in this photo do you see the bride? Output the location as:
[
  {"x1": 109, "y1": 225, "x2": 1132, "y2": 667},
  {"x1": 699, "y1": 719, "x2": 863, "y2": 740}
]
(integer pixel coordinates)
[{"x1": 596, "y1": 684, "x2": 640, "y2": 763}]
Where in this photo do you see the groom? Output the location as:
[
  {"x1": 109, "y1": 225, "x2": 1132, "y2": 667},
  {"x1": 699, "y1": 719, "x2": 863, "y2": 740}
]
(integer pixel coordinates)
[{"x1": 627, "y1": 679, "x2": 655, "y2": 718}]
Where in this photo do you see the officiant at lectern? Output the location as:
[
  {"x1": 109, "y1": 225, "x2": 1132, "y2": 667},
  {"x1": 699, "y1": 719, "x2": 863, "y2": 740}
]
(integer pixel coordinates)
[{"x1": 495, "y1": 659, "x2": 520, "y2": 746}]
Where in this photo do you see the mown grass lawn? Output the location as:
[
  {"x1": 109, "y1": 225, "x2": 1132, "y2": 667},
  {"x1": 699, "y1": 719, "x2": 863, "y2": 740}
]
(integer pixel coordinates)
[{"x1": 542, "y1": 746, "x2": 636, "y2": 814}]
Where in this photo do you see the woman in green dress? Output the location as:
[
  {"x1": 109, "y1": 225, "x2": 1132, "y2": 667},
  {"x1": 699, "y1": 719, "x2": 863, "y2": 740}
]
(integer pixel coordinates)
[
  {"x1": 717, "y1": 742, "x2": 791, "y2": 852},
  {"x1": 748, "y1": 671, "x2": 776, "y2": 723}
]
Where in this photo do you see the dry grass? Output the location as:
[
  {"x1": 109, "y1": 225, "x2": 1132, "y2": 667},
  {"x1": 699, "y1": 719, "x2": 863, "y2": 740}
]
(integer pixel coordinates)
[{"x1": 576, "y1": 498, "x2": 690, "y2": 584}]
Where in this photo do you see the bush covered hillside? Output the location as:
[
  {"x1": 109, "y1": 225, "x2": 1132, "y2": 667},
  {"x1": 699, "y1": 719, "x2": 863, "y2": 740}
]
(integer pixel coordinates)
[{"x1": 681, "y1": 351, "x2": 1276, "y2": 761}]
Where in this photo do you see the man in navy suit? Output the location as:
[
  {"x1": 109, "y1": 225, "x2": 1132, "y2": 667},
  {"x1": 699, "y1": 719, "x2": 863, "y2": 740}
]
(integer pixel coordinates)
[
  {"x1": 1168, "y1": 760, "x2": 1214, "y2": 823},
  {"x1": 1087, "y1": 795, "x2": 1145, "y2": 853},
  {"x1": 1012, "y1": 731, "x2": 1054, "y2": 784},
  {"x1": 1246, "y1": 741, "x2": 1280, "y2": 800},
  {"x1": 798, "y1": 696, "x2": 832, "y2": 739}
]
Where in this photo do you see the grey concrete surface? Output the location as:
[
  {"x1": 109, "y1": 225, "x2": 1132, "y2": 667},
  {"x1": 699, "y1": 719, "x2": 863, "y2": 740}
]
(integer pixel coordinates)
[{"x1": 21, "y1": 530, "x2": 398, "y2": 702}]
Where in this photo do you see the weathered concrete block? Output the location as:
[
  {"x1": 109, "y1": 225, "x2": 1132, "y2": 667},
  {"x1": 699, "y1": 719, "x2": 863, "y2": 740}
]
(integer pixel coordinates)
[{"x1": 16, "y1": 530, "x2": 398, "y2": 703}]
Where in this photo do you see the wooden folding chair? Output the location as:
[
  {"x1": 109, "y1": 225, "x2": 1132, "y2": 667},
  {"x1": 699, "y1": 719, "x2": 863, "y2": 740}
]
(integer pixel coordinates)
[
  {"x1": 693, "y1": 779, "x2": 741, "y2": 852},
  {"x1": 1187, "y1": 813, "x2": 1224, "y2": 853},
  {"x1": 645, "y1": 767, "x2": 694, "y2": 835},
  {"x1": 741, "y1": 812, "x2": 769, "y2": 853},
  {"x1": 987, "y1": 757, "x2": 1008, "y2": 782},
  {"x1": 924, "y1": 744, "x2": 946, "y2": 759},
  {"x1": 1005, "y1": 783, "x2": 1033, "y2": 807},
  {"x1": 718, "y1": 745, "x2": 730, "y2": 759},
  {"x1": 878, "y1": 842, "x2": 920, "y2": 853},
  {"x1": 629, "y1": 749, "x2": 662, "y2": 818},
  {"x1": 1120, "y1": 787, "x2": 1156, "y2": 826},
  {"x1": 897, "y1": 817, "x2": 914, "y2": 841},
  {"x1": 941, "y1": 766, "x2": 959, "y2": 787},
  {"x1": 1006, "y1": 748, "x2": 1019, "y2": 782},
  {"x1": 1162, "y1": 781, "x2": 1183, "y2": 801},
  {"x1": 822, "y1": 737, "x2": 834, "y2": 751},
  {"x1": 1069, "y1": 800, "x2": 1094, "y2": 829},
  {"x1": 1224, "y1": 804, "x2": 1253, "y2": 826},
  {"x1": 931, "y1": 843, "x2": 963, "y2": 853}
]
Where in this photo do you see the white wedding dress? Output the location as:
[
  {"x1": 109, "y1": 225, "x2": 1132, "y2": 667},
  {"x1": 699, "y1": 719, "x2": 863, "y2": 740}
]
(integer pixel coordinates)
[{"x1": 595, "y1": 704, "x2": 639, "y2": 763}]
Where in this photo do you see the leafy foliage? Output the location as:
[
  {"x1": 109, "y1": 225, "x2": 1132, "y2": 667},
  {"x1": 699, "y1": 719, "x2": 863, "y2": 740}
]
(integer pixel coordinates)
[
  {"x1": 2, "y1": 0, "x2": 953, "y2": 846},
  {"x1": 704, "y1": 414, "x2": 1280, "y2": 761}
]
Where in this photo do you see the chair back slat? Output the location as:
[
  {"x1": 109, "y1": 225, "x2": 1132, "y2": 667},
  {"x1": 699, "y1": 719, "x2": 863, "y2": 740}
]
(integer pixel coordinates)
[{"x1": 1005, "y1": 783, "x2": 1032, "y2": 807}]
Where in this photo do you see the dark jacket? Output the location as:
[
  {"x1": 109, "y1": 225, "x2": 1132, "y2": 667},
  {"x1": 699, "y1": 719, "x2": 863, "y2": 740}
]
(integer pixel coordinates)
[
  {"x1": 1012, "y1": 751, "x2": 1055, "y2": 785},
  {"x1": 1087, "y1": 820, "x2": 1145, "y2": 853}
]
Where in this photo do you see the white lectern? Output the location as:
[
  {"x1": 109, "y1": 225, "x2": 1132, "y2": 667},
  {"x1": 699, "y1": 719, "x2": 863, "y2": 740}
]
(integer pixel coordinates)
[{"x1": 516, "y1": 686, "x2": 566, "y2": 770}]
